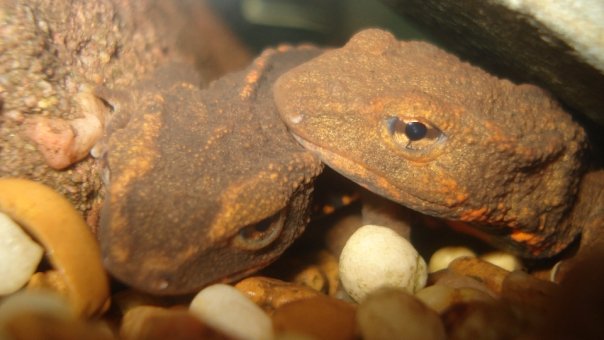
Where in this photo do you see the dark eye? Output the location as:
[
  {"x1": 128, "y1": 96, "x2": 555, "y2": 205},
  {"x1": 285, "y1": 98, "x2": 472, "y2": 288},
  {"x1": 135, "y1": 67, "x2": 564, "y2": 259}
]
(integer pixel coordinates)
[
  {"x1": 232, "y1": 210, "x2": 286, "y2": 251},
  {"x1": 386, "y1": 117, "x2": 444, "y2": 151},
  {"x1": 404, "y1": 121, "x2": 428, "y2": 141}
]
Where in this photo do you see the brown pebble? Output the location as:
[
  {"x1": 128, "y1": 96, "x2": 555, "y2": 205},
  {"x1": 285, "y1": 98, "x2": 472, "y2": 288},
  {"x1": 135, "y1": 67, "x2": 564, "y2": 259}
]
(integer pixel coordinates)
[
  {"x1": 357, "y1": 287, "x2": 446, "y2": 340},
  {"x1": 428, "y1": 269, "x2": 496, "y2": 298},
  {"x1": 447, "y1": 257, "x2": 510, "y2": 295},
  {"x1": 272, "y1": 295, "x2": 358, "y2": 340},
  {"x1": 501, "y1": 270, "x2": 559, "y2": 316},
  {"x1": 415, "y1": 285, "x2": 495, "y2": 314},
  {"x1": 235, "y1": 276, "x2": 321, "y2": 314},
  {"x1": 442, "y1": 301, "x2": 525, "y2": 339},
  {"x1": 120, "y1": 306, "x2": 228, "y2": 340},
  {"x1": 3, "y1": 311, "x2": 114, "y2": 340}
]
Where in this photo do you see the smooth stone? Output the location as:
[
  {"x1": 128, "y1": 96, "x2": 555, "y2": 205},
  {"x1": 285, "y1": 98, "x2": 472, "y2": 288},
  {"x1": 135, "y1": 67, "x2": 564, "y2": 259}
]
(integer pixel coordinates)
[
  {"x1": 0, "y1": 212, "x2": 44, "y2": 295},
  {"x1": 235, "y1": 276, "x2": 321, "y2": 314},
  {"x1": 189, "y1": 284, "x2": 273, "y2": 340},
  {"x1": 448, "y1": 257, "x2": 510, "y2": 295},
  {"x1": 272, "y1": 295, "x2": 358, "y2": 340},
  {"x1": 120, "y1": 305, "x2": 226, "y2": 340},
  {"x1": 357, "y1": 287, "x2": 446, "y2": 340},
  {"x1": 428, "y1": 246, "x2": 476, "y2": 273},
  {"x1": 339, "y1": 225, "x2": 427, "y2": 302},
  {"x1": 415, "y1": 285, "x2": 495, "y2": 314},
  {"x1": 480, "y1": 251, "x2": 522, "y2": 271}
]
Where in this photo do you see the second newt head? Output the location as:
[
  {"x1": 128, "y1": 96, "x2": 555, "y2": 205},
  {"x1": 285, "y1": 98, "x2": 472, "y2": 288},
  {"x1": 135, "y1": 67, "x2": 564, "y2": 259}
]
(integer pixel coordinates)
[
  {"x1": 274, "y1": 29, "x2": 587, "y2": 257},
  {"x1": 99, "y1": 49, "x2": 322, "y2": 295}
]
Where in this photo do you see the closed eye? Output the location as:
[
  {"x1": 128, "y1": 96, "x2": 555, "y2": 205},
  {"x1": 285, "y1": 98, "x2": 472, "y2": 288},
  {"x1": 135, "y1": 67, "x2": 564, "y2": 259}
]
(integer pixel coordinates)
[{"x1": 231, "y1": 209, "x2": 286, "y2": 251}]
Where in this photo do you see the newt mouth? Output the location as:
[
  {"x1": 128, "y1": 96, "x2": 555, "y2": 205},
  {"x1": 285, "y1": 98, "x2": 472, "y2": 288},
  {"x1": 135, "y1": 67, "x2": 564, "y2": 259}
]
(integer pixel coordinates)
[{"x1": 289, "y1": 133, "x2": 443, "y2": 212}]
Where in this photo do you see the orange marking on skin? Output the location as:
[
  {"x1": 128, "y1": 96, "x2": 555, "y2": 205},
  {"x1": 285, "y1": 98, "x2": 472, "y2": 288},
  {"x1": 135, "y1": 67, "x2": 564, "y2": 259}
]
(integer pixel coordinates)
[
  {"x1": 239, "y1": 50, "x2": 274, "y2": 99},
  {"x1": 510, "y1": 231, "x2": 544, "y2": 246},
  {"x1": 460, "y1": 207, "x2": 488, "y2": 221}
]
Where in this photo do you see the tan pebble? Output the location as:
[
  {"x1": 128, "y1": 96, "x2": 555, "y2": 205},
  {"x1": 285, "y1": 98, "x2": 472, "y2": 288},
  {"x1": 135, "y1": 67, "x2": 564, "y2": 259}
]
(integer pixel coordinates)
[
  {"x1": 112, "y1": 289, "x2": 190, "y2": 315},
  {"x1": 274, "y1": 332, "x2": 316, "y2": 340},
  {"x1": 120, "y1": 305, "x2": 227, "y2": 340},
  {"x1": 428, "y1": 269, "x2": 496, "y2": 298},
  {"x1": 480, "y1": 251, "x2": 522, "y2": 271},
  {"x1": 190, "y1": 284, "x2": 273, "y2": 340},
  {"x1": 415, "y1": 285, "x2": 495, "y2": 314},
  {"x1": 272, "y1": 295, "x2": 358, "y2": 340},
  {"x1": 316, "y1": 251, "x2": 340, "y2": 296},
  {"x1": 448, "y1": 257, "x2": 510, "y2": 295},
  {"x1": 291, "y1": 251, "x2": 339, "y2": 296},
  {"x1": 266, "y1": 250, "x2": 340, "y2": 296},
  {"x1": 0, "y1": 212, "x2": 44, "y2": 295},
  {"x1": 442, "y1": 301, "x2": 524, "y2": 339},
  {"x1": 0, "y1": 291, "x2": 113, "y2": 340},
  {"x1": 428, "y1": 246, "x2": 476, "y2": 272},
  {"x1": 0, "y1": 178, "x2": 110, "y2": 317},
  {"x1": 358, "y1": 287, "x2": 446, "y2": 340},
  {"x1": 501, "y1": 270, "x2": 559, "y2": 315},
  {"x1": 0, "y1": 291, "x2": 73, "y2": 322},
  {"x1": 235, "y1": 276, "x2": 321, "y2": 314},
  {"x1": 292, "y1": 265, "x2": 327, "y2": 293},
  {"x1": 339, "y1": 225, "x2": 427, "y2": 302}
]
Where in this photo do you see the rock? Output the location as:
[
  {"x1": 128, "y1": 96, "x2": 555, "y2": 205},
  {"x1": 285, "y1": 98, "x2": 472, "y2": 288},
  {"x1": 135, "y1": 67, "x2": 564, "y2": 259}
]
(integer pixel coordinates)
[
  {"x1": 0, "y1": 291, "x2": 113, "y2": 340},
  {"x1": 480, "y1": 251, "x2": 522, "y2": 272},
  {"x1": 0, "y1": 178, "x2": 110, "y2": 317},
  {"x1": 428, "y1": 246, "x2": 476, "y2": 273},
  {"x1": 480, "y1": 251, "x2": 522, "y2": 271},
  {"x1": 501, "y1": 270, "x2": 559, "y2": 316},
  {"x1": 120, "y1": 305, "x2": 227, "y2": 340},
  {"x1": 357, "y1": 287, "x2": 446, "y2": 340},
  {"x1": 428, "y1": 269, "x2": 496, "y2": 298},
  {"x1": 272, "y1": 295, "x2": 358, "y2": 340},
  {"x1": 339, "y1": 225, "x2": 427, "y2": 302},
  {"x1": 447, "y1": 257, "x2": 510, "y2": 295},
  {"x1": 235, "y1": 276, "x2": 321, "y2": 314},
  {"x1": 0, "y1": 212, "x2": 44, "y2": 295},
  {"x1": 189, "y1": 284, "x2": 273, "y2": 340},
  {"x1": 442, "y1": 301, "x2": 526, "y2": 339},
  {"x1": 415, "y1": 285, "x2": 495, "y2": 314},
  {"x1": 379, "y1": 0, "x2": 604, "y2": 127}
]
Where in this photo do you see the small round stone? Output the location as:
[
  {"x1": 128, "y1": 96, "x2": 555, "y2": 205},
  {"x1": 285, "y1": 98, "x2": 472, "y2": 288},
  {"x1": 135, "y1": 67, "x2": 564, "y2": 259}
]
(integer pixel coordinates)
[
  {"x1": 358, "y1": 287, "x2": 446, "y2": 340},
  {"x1": 428, "y1": 246, "x2": 476, "y2": 273},
  {"x1": 415, "y1": 285, "x2": 496, "y2": 314},
  {"x1": 120, "y1": 305, "x2": 225, "y2": 340},
  {"x1": 272, "y1": 295, "x2": 357, "y2": 340},
  {"x1": 480, "y1": 251, "x2": 522, "y2": 271},
  {"x1": 0, "y1": 212, "x2": 44, "y2": 295},
  {"x1": 339, "y1": 225, "x2": 427, "y2": 302},
  {"x1": 189, "y1": 284, "x2": 273, "y2": 340},
  {"x1": 234, "y1": 276, "x2": 321, "y2": 313}
]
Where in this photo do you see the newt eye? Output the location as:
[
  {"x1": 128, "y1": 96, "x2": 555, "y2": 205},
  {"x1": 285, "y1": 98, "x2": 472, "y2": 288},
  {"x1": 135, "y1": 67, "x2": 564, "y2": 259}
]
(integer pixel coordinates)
[
  {"x1": 232, "y1": 210, "x2": 286, "y2": 251},
  {"x1": 386, "y1": 117, "x2": 444, "y2": 152}
]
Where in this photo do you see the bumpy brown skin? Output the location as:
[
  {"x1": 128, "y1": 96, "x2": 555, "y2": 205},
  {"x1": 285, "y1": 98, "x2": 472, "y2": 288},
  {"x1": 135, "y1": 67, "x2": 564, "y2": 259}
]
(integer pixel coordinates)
[
  {"x1": 274, "y1": 29, "x2": 589, "y2": 258},
  {"x1": 98, "y1": 49, "x2": 323, "y2": 295}
]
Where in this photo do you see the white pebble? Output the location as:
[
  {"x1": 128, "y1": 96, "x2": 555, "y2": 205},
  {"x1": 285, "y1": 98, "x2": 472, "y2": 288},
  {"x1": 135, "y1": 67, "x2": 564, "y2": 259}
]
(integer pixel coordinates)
[
  {"x1": 189, "y1": 284, "x2": 273, "y2": 340},
  {"x1": 428, "y1": 246, "x2": 476, "y2": 273},
  {"x1": 0, "y1": 291, "x2": 73, "y2": 323},
  {"x1": 480, "y1": 251, "x2": 522, "y2": 271},
  {"x1": 0, "y1": 212, "x2": 44, "y2": 295},
  {"x1": 339, "y1": 225, "x2": 427, "y2": 302}
]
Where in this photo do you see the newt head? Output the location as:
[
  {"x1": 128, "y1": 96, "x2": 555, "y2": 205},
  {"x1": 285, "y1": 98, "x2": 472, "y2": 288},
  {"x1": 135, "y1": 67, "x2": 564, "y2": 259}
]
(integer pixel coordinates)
[
  {"x1": 274, "y1": 29, "x2": 587, "y2": 257},
  {"x1": 99, "y1": 56, "x2": 322, "y2": 295}
]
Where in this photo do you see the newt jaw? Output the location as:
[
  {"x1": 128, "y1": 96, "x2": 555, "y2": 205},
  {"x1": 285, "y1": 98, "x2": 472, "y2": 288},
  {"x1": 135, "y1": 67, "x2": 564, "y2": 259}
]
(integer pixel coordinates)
[{"x1": 290, "y1": 133, "x2": 446, "y2": 214}]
